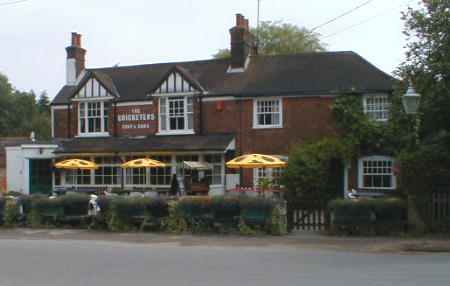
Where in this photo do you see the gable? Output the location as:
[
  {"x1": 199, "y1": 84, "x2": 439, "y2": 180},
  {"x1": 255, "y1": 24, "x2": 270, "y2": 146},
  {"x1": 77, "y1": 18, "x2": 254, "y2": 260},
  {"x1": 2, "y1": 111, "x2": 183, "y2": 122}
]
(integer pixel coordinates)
[
  {"x1": 74, "y1": 77, "x2": 113, "y2": 99},
  {"x1": 153, "y1": 71, "x2": 199, "y2": 95}
]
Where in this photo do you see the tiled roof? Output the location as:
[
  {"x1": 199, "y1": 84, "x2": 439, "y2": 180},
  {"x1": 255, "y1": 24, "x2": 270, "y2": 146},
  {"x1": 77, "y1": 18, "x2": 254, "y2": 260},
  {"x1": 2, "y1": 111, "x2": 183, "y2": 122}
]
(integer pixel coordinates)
[
  {"x1": 54, "y1": 134, "x2": 235, "y2": 154},
  {"x1": 52, "y1": 51, "x2": 395, "y2": 105}
]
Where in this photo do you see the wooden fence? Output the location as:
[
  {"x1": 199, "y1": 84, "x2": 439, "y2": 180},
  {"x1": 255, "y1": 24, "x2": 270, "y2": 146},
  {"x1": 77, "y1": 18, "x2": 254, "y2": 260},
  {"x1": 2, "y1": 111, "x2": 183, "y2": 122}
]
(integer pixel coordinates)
[
  {"x1": 287, "y1": 200, "x2": 329, "y2": 232},
  {"x1": 431, "y1": 190, "x2": 450, "y2": 232}
]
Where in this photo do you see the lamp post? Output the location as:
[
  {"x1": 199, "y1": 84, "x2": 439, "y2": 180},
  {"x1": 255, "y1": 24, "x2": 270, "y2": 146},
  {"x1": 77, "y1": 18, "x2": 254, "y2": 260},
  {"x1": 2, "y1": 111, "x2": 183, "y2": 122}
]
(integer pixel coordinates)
[{"x1": 402, "y1": 81, "x2": 421, "y2": 145}]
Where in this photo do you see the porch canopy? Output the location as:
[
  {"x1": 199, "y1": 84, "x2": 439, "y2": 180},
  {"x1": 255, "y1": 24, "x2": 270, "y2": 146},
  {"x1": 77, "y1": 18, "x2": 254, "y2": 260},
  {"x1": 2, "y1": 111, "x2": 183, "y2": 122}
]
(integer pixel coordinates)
[
  {"x1": 183, "y1": 161, "x2": 212, "y2": 170},
  {"x1": 53, "y1": 134, "x2": 235, "y2": 155}
]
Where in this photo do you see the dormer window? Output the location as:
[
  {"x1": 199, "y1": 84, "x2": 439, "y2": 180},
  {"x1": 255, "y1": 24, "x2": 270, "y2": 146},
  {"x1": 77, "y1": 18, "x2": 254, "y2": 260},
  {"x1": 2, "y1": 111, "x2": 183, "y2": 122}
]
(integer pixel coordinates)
[
  {"x1": 363, "y1": 94, "x2": 390, "y2": 122},
  {"x1": 153, "y1": 67, "x2": 202, "y2": 135},
  {"x1": 159, "y1": 96, "x2": 193, "y2": 132},
  {"x1": 73, "y1": 75, "x2": 114, "y2": 137},
  {"x1": 79, "y1": 101, "x2": 109, "y2": 136}
]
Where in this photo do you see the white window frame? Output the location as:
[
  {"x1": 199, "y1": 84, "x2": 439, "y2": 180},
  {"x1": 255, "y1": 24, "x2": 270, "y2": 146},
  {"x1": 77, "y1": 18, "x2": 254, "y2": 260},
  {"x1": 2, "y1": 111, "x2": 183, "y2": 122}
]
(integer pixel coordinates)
[
  {"x1": 94, "y1": 157, "x2": 121, "y2": 186},
  {"x1": 358, "y1": 155, "x2": 396, "y2": 190},
  {"x1": 363, "y1": 94, "x2": 390, "y2": 122},
  {"x1": 78, "y1": 100, "x2": 110, "y2": 137},
  {"x1": 157, "y1": 96, "x2": 194, "y2": 135},
  {"x1": 253, "y1": 168, "x2": 284, "y2": 187},
  {"x1": 204, "y1": 154, "x2": 224, "y2": 186},
  {"x1": 253, "y1": 98, "x2": 283, "y2": 129}
]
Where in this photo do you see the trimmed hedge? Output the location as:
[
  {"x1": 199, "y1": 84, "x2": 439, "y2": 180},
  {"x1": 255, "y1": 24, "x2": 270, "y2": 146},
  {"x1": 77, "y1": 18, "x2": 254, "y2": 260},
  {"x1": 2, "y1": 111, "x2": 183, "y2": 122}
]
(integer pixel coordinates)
[
  {"x1": 328, "y1": 198, "x2": 407, "y2": 235},
  {"x1": 177, "y1": 196, "x2": 275, "y2": 233},
  {"x1": 0, "y1": 194, "x2": 284, "y2": 235}
]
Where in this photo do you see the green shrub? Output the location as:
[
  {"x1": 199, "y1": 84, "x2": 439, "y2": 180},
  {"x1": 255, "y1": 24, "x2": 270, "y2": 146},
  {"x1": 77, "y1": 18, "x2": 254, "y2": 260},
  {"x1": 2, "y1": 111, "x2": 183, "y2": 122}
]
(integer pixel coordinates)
[
  {"x1": 240, "y1": 197, "x2": 274, "y2": 228},
  {"x1": 90, "y1": 196, "x2": 113, "y2": 230},
  {"x1": 4, "y1": 199, "x2": 20, "y2": 227},
  {"x1": 211, "y1": 196, "x2": 241, "y2": 232},
  {"x1": 108, "y1": 197, "x2": 168, "y2": 232},
  {"x1": 163, "y1": 201, "x2": 188, "y2": 233},
  {"x1": 328, "y1": 198, "x2": 407, "y2": 235},
  {"x1": 177, "y1": 196, "x2": 214, "y2": 233},
  {"x1": 0, "y1": 197, "x2": 5, "y2": 225},
  {"x1": 28, "y1": 196, "x2": 64, "y2": 227}
]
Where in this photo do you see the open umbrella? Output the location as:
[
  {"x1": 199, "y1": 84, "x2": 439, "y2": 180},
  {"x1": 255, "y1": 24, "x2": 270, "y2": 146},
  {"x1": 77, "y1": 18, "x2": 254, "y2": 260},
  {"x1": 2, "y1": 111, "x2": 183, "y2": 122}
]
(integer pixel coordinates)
[
  {"x1": 226, "y1": 154, "x2": 287, "y2": 196},
  {"x1": 54, "y1": 159, "x2": 99, "y2": 170},
  {"x1": 120, "y1": 158, "x2": 167, "y2": 168}
]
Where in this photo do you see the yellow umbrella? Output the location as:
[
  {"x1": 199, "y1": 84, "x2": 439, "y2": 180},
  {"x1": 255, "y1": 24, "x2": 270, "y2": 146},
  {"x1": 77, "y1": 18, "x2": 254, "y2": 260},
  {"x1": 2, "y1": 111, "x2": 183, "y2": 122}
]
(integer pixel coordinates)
[
  {"x1": 121, "y1": 158, "x2": 167, "y2": 169},
  {"x1": 226, "y1": 154, "x2": 287, "y2": 197},
  {"x1": 226, "y1": 154, "x2": 287, "y2": 169},
  {"x1": 54, "y1": 159, "x2": 99, "y2": 170}
]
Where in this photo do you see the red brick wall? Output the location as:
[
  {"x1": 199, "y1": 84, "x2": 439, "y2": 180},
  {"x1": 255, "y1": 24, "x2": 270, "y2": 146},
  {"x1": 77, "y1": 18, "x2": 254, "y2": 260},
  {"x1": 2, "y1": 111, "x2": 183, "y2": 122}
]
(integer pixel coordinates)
[
  {"x1": 202, "y1": 97, "x2": 338, "y2": 154},
  {"x1": 53, "y1": 108, "x2": 70, "y2": 138}
]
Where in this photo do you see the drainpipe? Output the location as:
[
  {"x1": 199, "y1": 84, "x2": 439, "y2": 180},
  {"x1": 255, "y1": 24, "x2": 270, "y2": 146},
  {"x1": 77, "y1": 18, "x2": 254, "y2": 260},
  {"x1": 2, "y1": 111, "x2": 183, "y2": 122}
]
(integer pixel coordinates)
[
  {"x1": 67, "y1": 103, "x2": 71, "y2": 138},
  {"x1": 199, "y1": 95, "x2": 203, "y2": 135}
]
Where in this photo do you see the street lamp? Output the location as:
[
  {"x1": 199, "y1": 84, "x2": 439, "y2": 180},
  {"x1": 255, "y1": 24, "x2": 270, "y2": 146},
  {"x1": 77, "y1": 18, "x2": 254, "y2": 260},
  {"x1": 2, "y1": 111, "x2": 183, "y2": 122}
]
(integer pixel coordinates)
[
  {"x1": 402, "y1": 81, "x2": 421, "y2": 114},
  {"x1": 402, "y1": 80, "x2": 421, "y2": 145}
]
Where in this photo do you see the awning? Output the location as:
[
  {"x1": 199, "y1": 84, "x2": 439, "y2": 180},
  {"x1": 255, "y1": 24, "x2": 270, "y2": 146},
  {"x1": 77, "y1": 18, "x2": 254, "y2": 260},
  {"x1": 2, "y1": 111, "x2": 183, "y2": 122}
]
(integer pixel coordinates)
[
  {"x1": 54, "y1": 134, "x2": 235, "y2": 154},
  {"x1": 183, "y1": 161, "x2": 212, "y2": 170}
]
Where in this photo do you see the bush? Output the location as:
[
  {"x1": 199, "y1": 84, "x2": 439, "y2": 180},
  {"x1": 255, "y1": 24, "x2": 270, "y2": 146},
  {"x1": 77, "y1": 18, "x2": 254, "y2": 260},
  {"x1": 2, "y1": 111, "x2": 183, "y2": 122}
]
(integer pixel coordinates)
[
  {"x1": 177, "y1": 196, "x2": 214, "y2": 233},
  {"x1": 28, "y1": 196, "x2": 64, "y2": 227},
  {"x1": 108, "y1": 197, "x2": 168, "y2": 232},
  {"x1": 4, "y1": 199, "x2": 20, "y2": 227},
  {"x1": 0, "y1": 197, "x2": 5, "y2": 225},
  {"x1": 328, "y1": 198, "x2": 407, "y2": 235},
  {"x1": 240, "y1": 197, "x2": 274, "y2": 228}
]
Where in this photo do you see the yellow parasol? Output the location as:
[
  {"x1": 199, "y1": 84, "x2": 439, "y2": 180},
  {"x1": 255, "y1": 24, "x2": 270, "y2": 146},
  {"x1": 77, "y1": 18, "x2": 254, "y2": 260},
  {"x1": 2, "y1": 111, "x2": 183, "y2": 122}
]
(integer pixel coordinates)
[
  {"x1": 226, "y1": 154, "x2": 287, "y2": 169},
  {"x1": 121, "y1": 158, "x2": 167, "y2": 169},
  {"x1": 54, "y1": 159, "x2": 99, "y2": 170}
]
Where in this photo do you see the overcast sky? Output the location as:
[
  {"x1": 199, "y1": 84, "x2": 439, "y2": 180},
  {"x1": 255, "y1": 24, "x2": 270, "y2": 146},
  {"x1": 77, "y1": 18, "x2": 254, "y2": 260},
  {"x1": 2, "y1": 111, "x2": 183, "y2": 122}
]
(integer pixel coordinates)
[{"x1": 0, "y1": 0, "x2": 419, "y2": 99}]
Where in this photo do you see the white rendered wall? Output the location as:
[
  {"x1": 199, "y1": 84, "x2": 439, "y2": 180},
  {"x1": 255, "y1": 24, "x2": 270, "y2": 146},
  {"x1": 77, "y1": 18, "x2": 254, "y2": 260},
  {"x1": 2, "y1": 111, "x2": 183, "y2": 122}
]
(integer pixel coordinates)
[{"x1": 6, "y1": 147, "x2": 24, "y2": 193}]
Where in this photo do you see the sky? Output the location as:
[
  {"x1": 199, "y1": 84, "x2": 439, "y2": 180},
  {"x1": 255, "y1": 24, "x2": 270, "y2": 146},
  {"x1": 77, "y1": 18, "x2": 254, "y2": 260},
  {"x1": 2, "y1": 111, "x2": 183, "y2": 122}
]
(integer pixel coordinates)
[{"x1": 0, "y1": 0, "x2": 420, "y2": 99}]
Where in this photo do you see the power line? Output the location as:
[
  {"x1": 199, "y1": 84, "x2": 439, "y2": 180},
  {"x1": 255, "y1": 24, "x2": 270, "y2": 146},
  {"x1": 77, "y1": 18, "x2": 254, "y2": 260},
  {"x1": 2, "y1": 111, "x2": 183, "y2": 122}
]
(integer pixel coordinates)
[
  {"x1": 0, "y1": 0, "x2": 29, "y2": 7},
  {"x1": 322, "y1": 0, "x2": 414, "y2": 39},
  {"x1": 311, "y1": 0, "x2": 375, "y2": 32}
]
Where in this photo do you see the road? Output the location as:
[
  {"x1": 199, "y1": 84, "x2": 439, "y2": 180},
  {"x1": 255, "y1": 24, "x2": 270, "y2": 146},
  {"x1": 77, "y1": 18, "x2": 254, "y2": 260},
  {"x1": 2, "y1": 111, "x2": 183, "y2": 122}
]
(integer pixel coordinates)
[{"x1": 0, "y1": 238, "x2": 449, "y2": 286}]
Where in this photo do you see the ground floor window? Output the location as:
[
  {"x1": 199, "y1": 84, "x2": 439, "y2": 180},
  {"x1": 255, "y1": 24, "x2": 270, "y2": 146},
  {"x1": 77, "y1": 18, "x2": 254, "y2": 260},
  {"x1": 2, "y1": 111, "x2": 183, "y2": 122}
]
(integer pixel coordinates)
[
  {"x1": 253, "y1": 168, "x2": 284, "y2": 187},
  {"x1": 204, "y1": 154, "x2": 223, "y2": 185},
  {"x1": 65, "y1": 169, "x2": 91, "y2": 185},
  {"x1": 149, "y1": 155, "x2": 172, "y2": 186},
  {"x1": 358, "y1": 156, "x2": 396, "y2": 190},
  {"x1": 94, "y1": 157, "x2": 121, "y2": 185}
]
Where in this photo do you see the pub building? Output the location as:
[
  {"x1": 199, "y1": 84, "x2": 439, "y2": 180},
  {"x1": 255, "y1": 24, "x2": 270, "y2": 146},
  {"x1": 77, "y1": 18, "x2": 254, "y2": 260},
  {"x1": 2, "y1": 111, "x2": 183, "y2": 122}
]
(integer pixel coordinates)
[{"x1": 6, "y1": 14, "x2": 397, "y2": 197}]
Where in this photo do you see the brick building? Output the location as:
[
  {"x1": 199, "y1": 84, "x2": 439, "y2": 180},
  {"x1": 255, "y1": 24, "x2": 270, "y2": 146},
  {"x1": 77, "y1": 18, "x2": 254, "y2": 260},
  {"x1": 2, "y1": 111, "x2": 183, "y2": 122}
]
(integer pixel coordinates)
[{"x1": 6, "y1": 14, "x2": 396, "y2": 196}]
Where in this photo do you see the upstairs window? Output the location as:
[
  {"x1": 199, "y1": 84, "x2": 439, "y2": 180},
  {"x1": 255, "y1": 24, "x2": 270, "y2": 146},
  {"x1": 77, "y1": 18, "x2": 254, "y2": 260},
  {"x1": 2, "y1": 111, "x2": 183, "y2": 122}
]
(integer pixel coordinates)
[
  {"x1": 363, "y1": 94, "x2": 390, "y2": 122},
  {"x1": 79, "y1": 101, "x2": 109, "y2": 136},
  {"x1": 253, "y1": 98, "x2": 282, "y2": 128},
  {"x1": 358, "y1": 156, "x2": 396, "y2": 190},
  {"x1": 159, "y1": 96, "x2": 193, "y2": 134}
]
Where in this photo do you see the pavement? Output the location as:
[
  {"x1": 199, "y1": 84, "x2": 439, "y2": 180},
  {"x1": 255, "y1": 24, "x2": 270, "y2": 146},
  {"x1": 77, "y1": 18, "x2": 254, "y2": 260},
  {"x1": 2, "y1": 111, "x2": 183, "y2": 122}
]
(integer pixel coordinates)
[
  {"x1": 0, "y1": 230, "x2": 449, "y2": 286},
  {"x1": 0, "y1": 228, "x2": 449, "y2": 253}
]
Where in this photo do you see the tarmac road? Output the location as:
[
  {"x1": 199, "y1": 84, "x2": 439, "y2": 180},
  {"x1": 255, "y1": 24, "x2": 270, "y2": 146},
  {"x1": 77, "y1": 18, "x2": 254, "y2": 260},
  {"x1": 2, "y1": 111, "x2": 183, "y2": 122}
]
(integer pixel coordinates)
[{"x1": 0, "y1": 238, "x2": 449, "y2": 286}]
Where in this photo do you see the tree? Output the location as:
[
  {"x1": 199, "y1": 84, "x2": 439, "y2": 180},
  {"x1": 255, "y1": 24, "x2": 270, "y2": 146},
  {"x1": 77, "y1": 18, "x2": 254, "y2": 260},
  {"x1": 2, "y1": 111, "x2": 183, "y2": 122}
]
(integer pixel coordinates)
[
  {"x1": 37, "y1": 92, "x2": 51, "y2": 114},
  {"x1": 213, "y1": 20, "x2": 325, "y2": 58},
  {"x1": 0, "y1": 72, "x2": 51, "y2": 139},
  {"x1": 399, "y1": 0, "x2": 450, "y2": 141}
]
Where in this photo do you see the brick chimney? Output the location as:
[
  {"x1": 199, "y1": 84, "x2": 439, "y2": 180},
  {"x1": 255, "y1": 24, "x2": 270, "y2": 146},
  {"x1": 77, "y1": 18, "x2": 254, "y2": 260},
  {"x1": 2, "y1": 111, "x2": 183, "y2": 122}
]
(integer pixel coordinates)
[
  {"x1": 65, "y1": 32, "x2": 86, "y2": 85},
  {"x1": 229, "y1": 14, "x2": 256, "y2": 70}
]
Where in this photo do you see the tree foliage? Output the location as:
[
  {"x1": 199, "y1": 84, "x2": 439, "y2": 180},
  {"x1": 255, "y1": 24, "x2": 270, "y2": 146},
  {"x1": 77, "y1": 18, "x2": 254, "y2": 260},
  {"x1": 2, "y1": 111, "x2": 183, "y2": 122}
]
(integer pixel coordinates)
[
  {"x1": 0, "y1": 72, "x2": 51, "y2": 139},
  {"x1": 399, "y1": 0, "x2": 450, "y2": 142},
  {"x1": 213, "y1": 20, "x2": 325, "y2": 58}
]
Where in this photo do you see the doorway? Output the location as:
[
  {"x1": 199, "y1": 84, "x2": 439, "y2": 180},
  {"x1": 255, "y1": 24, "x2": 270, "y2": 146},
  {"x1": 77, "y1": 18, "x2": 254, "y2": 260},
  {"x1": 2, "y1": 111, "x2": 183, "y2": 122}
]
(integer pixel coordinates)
[{"x1": 29, "y1": 159, "x2": 53, "y2": 195}]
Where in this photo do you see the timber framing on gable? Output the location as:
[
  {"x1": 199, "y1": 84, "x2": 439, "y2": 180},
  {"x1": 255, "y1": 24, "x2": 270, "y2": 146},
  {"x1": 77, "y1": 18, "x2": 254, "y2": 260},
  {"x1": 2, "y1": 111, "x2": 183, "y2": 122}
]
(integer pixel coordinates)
[
  {"x1": 70, "y1": 71, "x2": 118, "y2": 101},
  {"x1": 150, "y1": 65, "x2": 205, "y2": 96}
]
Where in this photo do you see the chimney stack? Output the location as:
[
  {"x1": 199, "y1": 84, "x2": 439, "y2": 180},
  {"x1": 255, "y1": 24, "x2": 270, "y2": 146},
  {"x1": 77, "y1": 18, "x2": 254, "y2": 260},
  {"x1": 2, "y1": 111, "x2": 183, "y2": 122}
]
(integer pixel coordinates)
[
  {"x1": 229, "y1": 14, "x2": 256, "y2": 70},
  {"x1": 65, "y1": 32, "x2": 86, "y2": 85}
]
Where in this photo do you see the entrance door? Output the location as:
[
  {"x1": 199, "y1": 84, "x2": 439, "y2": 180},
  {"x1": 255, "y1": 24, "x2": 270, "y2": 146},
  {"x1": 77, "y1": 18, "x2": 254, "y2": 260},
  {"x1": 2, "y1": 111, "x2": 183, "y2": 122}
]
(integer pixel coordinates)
[{"x1": 29, "y1": 159, "x2": 53, "y2": 195}]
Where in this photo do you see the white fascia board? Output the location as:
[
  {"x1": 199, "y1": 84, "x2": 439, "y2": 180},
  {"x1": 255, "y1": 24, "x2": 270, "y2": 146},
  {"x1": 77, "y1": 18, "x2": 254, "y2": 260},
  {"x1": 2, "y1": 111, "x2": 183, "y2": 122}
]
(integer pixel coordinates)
[{"x1": 116, "y1": 101, "x2": 154, "y2": 107}]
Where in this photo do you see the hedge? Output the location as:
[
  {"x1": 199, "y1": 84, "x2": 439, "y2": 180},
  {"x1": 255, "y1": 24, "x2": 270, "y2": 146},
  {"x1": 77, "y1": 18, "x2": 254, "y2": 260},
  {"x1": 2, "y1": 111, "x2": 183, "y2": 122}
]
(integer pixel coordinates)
[
  {"x1": 0, "y1": 194, "x2": 285, "y2": 235},
  {"x1": 328, "y1": 198, "x2": 407, "y2": 235}
]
